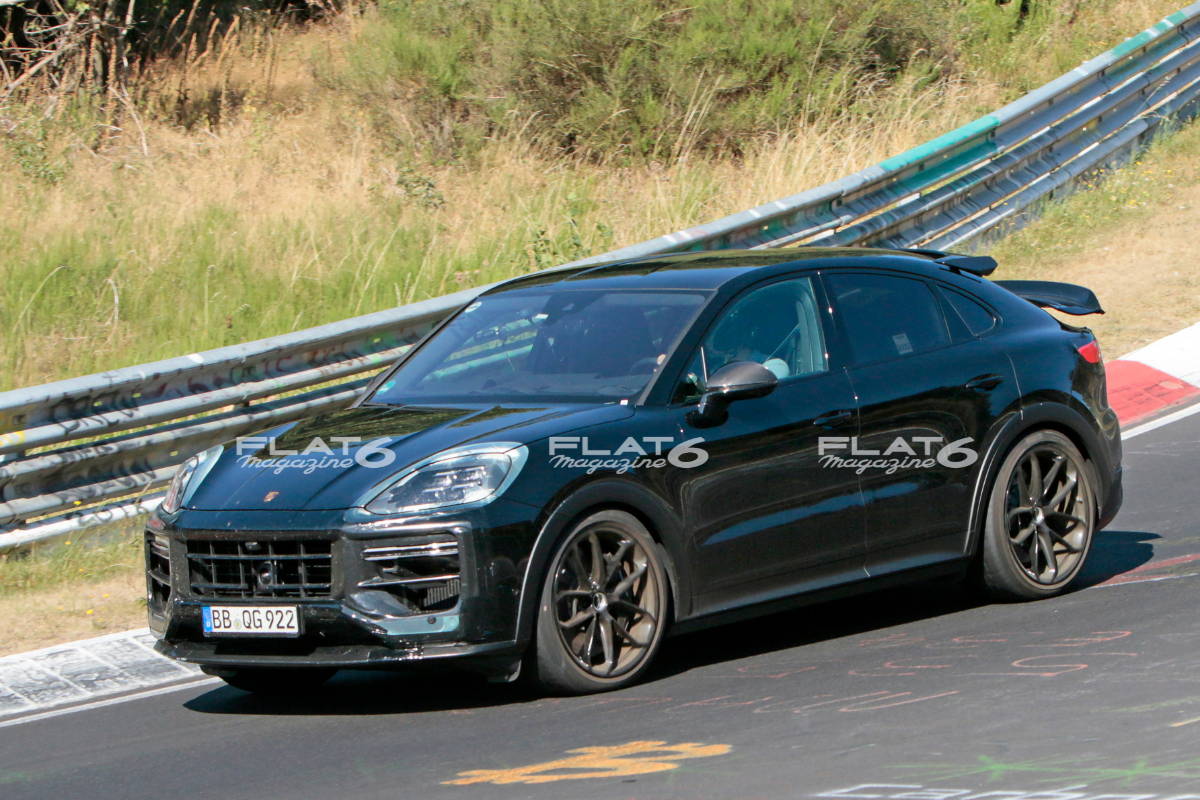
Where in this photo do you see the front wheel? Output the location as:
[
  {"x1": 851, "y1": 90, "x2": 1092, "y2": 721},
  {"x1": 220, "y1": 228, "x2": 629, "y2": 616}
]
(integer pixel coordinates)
[
  {"x1": 525, "y1": 510, "x2": 669, "y2": 695},
  {"x1": 977, "y1": 430, "x2": 1096, "y2": 600}
]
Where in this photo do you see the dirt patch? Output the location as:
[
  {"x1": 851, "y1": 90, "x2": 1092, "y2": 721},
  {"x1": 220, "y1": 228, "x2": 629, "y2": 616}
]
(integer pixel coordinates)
[
  {"x1": 0, "y1": 526, "x2": 146, "y2": 656},
  {"x1": 987, "y1": 122, "x2": 1200, "y2": 358},
  {"x1": 0, "y1": 573, "x2": 145, "y2": 657}
]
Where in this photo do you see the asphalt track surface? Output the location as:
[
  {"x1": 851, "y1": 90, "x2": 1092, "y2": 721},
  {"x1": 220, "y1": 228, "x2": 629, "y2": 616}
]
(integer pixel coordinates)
[{"x1": 5, "y1": 413, "x2": 1200, "y2": 799}]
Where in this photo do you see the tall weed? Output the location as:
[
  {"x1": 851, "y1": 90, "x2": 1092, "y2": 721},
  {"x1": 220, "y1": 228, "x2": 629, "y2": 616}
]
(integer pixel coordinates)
[{"x1": 326, "y1": 0, "x2": 1159, "y2": 161}]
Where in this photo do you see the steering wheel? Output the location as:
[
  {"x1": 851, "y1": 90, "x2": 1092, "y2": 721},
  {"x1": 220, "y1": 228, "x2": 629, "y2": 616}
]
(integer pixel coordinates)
[{"x1": 627, "y1": 356, "x2": 660, "y2": 376}]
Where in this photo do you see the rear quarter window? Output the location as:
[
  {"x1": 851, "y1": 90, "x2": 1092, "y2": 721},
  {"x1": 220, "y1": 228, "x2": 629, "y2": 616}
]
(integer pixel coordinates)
[{"x1": 940, "y1": 287, "x2": 997, "y2": 337}]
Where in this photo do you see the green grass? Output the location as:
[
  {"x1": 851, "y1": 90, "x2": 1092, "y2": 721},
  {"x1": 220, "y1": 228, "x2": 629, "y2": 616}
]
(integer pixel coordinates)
[
  {"x1": 0, "y1": 528, "x2": 143, "y2": 598},
  {"x1": 0, "y1": 522, "x2": 150, "y2": 654},
  {"x1": 0, "y1": 151, "x2": 621, "y2": 388},
  {"x1": 327, "y1": 0, "x2": 1154, "y2": 162}
]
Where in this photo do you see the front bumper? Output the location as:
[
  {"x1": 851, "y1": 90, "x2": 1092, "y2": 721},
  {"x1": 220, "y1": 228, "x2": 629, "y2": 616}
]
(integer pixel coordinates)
[{"x1": 146, "y1": 500, "x2": 539, "y2": 675}]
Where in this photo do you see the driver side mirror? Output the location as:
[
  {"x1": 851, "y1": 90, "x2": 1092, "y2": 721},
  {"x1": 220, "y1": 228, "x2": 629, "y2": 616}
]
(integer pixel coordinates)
[{"x1": 687, "y1": 361, "x2": 778, "y2": 428}]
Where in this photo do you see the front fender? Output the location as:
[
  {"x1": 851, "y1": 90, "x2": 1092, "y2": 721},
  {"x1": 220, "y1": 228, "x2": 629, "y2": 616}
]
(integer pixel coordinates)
[{"x1": 512, "y1": 479, "x2": 690, "y2": 647}]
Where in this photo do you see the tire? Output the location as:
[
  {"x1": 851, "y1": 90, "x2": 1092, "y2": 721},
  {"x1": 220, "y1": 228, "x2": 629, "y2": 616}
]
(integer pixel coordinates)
[
  {"x1": 524, "y1": 510, "x2": 669, "y2": 695},
  {"x1": 977, "y1": 430, "x2": 1096, "y2": 600},
  {"x1": 218, "y1": 667, "x2": 337, "y2": 695}
]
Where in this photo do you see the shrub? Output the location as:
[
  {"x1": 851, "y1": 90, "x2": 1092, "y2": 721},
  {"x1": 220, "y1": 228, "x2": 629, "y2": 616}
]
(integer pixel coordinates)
[{"x1": 328, "y1": 0, "x2": 1126, "y2": 162}]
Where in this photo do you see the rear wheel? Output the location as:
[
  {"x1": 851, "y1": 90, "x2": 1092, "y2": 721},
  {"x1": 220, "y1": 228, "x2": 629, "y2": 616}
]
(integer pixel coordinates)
[
  {"x1": 525, "y1": 510, "x2": 669, "y2": 695},
  {"x1": 978, "y1": 430, "x2": 1096, "y2": 600},
  {"x1": 217, "y1": 667, "x2": 337, "y2": 695}
]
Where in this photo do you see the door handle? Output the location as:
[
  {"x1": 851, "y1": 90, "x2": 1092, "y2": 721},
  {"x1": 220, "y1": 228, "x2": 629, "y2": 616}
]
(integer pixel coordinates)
[
  {"x1": 814, "y1": 409, "x2": 853, "y2": 428},
  {"x1": 965, "y1": 374, "x2": 1004, "y2": 391}
]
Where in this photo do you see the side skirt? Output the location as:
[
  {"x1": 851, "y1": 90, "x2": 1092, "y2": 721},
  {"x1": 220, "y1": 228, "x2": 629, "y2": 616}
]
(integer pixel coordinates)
[{"x1": 669, "y1": 559, "x2": 969, "y2": 637}]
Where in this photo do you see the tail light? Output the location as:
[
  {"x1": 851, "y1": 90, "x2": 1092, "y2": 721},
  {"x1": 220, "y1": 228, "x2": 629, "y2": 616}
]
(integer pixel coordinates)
[{"x1": 1077, "y1": 339, "x2": 1102, "y2": 364}]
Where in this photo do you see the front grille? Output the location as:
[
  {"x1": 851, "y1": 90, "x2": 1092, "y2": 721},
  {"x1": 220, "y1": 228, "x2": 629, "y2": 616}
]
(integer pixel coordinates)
[
  {"x1": 359, "y1": 534, "x2": 461, "y2": 611},
  {"x1": 187, "y1": 539, "x2": 333, "y2": 599}
]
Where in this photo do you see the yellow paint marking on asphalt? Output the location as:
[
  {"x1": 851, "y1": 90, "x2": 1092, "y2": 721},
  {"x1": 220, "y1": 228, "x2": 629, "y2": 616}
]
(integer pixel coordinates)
[{"x1": 443, "y1": 740, "x2": 732, "y2": 785}]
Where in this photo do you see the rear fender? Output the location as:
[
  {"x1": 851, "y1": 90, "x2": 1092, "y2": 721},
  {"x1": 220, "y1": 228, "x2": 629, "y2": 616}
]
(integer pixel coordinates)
[{"x1": 964, "y1": 402, "x2": 1114, "y2": 557}]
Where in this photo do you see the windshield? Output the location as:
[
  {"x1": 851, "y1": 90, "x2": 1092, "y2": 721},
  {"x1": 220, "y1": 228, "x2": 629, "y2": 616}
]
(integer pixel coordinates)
[{"x1": 369, "y1": 289, "x2": 709, "y2": 404}]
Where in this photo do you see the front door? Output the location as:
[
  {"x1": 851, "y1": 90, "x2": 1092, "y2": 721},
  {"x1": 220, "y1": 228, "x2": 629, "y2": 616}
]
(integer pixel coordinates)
[
  {"x1": 822, "y1": 270, "x2": 1019, "y2": 575},
  {"x1": 661, "y1": 274, "x2": 867, "y2": 614}
]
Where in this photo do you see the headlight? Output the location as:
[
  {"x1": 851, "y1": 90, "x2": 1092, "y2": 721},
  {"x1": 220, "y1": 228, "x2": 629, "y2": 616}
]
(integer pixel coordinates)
[
  {"x1": 160, "y1": 446, "x2": 221, "y2": 514},
  {"x1": 365, "y1": 444, "x2": 528, "y2": 515}
]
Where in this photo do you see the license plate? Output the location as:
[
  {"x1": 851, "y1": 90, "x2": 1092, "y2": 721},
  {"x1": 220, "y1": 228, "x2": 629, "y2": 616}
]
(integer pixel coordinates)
[{"x1": 202, "y1": 605, "x2": 300, "y2": 636}]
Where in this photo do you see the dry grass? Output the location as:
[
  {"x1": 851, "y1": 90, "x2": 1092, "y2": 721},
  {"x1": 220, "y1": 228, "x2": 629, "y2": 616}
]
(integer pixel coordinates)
[
  {"x1": 0, "y1": 530, "x2": 145, "y2": 657},
  {"x1": 986, "y1": 120, "x2": 1200, "y2": 358},
  {"x1": 0, "y1": 574, "x2": 146, "y2": 657},
  {"x1": 1, "y1": 0, "x2": 1188, "y2": 389}
]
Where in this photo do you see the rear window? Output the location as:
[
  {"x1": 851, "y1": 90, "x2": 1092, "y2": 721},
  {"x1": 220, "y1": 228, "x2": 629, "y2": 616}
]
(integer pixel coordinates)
[{"x1": 825, "y1": 273, "x2": 950, "y2": 365}]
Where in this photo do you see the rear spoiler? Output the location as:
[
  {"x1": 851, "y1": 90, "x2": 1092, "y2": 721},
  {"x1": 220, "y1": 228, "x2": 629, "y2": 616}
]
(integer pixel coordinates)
[
  {"x1": 897, "y1": 249, "x2": 998, "y2": 277},
  {"x1": 993, "y1": 280, "x2": 1105, "y2": 316}
]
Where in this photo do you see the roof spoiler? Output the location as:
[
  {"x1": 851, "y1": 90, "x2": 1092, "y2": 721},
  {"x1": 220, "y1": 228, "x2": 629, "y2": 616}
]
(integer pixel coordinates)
[
  {"x1": 993, "y1": 280, "x2": 1105, "y2": 316},
  {"x1": 895, "y1": 248, "x2": 998, "y2": 277}
]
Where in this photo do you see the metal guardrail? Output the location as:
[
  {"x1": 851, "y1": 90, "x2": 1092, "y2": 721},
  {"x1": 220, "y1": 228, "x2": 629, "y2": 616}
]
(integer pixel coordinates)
[
  {"x1": 4, "y1": 3, "x2": 1200, "y2": 550},
  {"x1": 0, "y1": 288, "x2": 483, "y2": 549}
]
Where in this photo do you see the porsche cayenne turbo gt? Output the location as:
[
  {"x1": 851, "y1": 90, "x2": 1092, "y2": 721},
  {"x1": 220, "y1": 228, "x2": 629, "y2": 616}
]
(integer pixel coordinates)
[{"x1": 146, "y1": 247, "x2": 1122, "y2": 695}]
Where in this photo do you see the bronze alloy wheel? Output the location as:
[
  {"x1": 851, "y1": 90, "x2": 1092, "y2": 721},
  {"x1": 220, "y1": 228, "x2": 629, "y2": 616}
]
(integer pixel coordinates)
[
  {"x1": 1004, "y1": 444, "x2": 1090, "y2": 584},
  {"x1": 979, "y1": 430, "x2": 1096, "y2": 600},
  {"x1": 528, "y1": 510, "x2": 668, "y2": 694}
]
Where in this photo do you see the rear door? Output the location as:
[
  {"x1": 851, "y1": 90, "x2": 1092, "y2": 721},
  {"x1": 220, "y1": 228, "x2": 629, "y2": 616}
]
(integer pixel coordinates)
[{"x1": 822, "y1": 270, "x2": 1018, "y2": 575}]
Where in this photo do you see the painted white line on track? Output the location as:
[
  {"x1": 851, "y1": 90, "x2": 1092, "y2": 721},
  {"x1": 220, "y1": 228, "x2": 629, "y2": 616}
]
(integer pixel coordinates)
[
  {"x1": 0, "y1": 678, "x2": 221, "y2": 730},
  {"x1": 1122, "y1": 319, "x2": 1200, "y2": 388},
  {"x1": 1122, "y1": 399, "x2": 1200, "y2": 440}
]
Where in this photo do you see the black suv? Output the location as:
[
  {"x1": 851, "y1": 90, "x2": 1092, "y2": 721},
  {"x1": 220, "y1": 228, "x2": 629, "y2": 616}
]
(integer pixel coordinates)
[{"x1": 147, "y1": 248, "x2": 1122, "y2": 695}]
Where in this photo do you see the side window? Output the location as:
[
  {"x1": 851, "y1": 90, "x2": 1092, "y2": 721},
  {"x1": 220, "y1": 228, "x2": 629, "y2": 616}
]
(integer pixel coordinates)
[
  {"x1": 672, "y1": 276, "x2": 828, "y2": 402},
  {"x1": 940, "y1": 286, "x2": 997, "y2": 337},
  {"x1": 825, "y1": 273, "x2": 950, "y2": 365}
]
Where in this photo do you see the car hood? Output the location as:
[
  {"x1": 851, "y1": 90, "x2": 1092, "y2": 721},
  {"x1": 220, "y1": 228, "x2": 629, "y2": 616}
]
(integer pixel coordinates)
[{"x1": 185, "y1": 403, "x2": 633, "y2": 512}]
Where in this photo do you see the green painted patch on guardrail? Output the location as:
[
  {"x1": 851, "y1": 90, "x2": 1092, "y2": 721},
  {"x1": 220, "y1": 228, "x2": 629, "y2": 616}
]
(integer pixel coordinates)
[{"x1": 877, "y1": 117, "x2": 999, "y2": 175}]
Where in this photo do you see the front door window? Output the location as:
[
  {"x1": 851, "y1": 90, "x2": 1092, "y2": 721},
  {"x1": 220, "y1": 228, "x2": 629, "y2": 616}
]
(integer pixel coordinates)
[{"x1": 674, "y1": 275, "x2": 827, "y2": 403}]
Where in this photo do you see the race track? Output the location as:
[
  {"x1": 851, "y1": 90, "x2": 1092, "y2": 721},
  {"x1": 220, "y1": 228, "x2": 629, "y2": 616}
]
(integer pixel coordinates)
[{"x1": 3, "y1": 410, "x2": 1200, "y2": 799}]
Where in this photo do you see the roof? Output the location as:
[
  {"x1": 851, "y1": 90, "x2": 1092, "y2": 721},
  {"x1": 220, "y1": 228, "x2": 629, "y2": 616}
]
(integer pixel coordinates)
[{"x1": 484, "y1": 247, "x2": 941, "y2": 295}]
